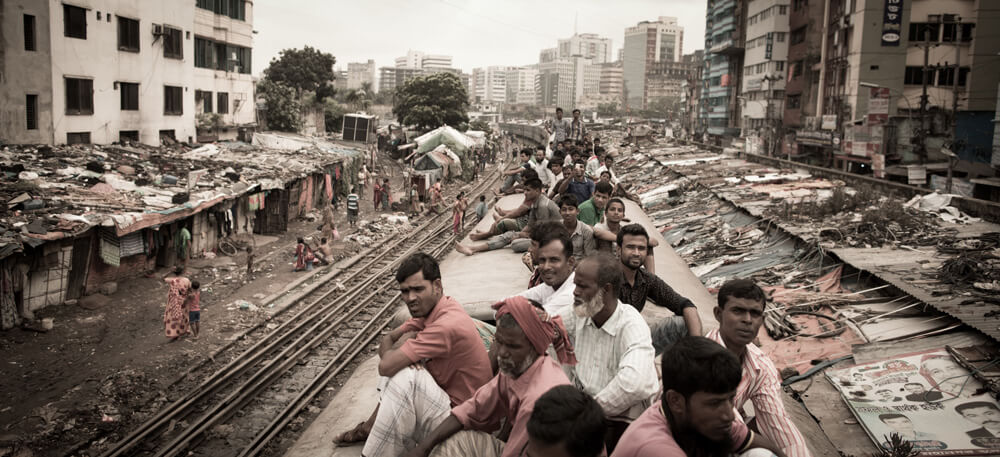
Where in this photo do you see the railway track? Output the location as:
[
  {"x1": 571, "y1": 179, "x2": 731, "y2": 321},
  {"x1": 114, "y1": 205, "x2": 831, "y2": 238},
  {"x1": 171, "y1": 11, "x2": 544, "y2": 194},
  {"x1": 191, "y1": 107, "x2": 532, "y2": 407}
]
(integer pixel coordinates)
[{"x1": 93, "y1": 169, "x2": 501, "y2": 457}]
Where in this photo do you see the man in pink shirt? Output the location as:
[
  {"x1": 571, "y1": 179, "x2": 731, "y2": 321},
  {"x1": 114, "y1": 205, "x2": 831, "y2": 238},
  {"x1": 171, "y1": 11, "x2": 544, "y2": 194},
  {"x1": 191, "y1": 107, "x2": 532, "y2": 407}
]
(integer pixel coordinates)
[
  {"x1": 611, "y1": 336, "x2": 786, "y2": 457},
  {"x1": 404, "y1": 296, "x2": 577, "y2": 457},
  {"x1": 707, "y1": 279, "x2": 811, "y2": 457},
  {"x1": 336, "y1": 253, "x2": 492, "y2": 457}
]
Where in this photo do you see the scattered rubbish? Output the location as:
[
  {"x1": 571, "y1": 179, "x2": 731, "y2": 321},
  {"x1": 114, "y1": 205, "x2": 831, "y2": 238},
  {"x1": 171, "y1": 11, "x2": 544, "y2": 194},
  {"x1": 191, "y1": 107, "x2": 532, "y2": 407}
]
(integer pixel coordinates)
[{"x1": 40, "y1": 318, "x2": 54, "y2": 330}]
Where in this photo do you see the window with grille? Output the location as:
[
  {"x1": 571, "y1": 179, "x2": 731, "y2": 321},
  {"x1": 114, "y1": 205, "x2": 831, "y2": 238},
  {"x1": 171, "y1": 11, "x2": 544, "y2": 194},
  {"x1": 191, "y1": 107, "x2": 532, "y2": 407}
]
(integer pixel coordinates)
[
  {"x1": 119, "y1": 131, "x2": 139, "y2": 142},
  {"x1": 164, "y1": 26, "x2": 183, "y2": 59},
  {"x1": 24, "y1": 15, "x2": 36, "y2": 51},
  {"x1": 196, "y1": 90, "x2": 213, "y2": 113},
  {"x1": 120, "y1": 82, "x2": 139, "y2": 110},
  {"x1": 118, "y1": 16, "x2": 139, "y2": 52},
  {"x1": 67, "y1": 132, "x2": 91, "y2": 144},
  {"x1": 164, "y1": 85, "x2": 183, "y2": 115},
  {"x1": 65, "y1": 77, "x2": 94, "y2": 115},
  {"x1": 64, "y1": 4, "x2": 87, "y2": 39},
  {"x1": 26, "y1": 94, "x2": 38, "y2": 130}
]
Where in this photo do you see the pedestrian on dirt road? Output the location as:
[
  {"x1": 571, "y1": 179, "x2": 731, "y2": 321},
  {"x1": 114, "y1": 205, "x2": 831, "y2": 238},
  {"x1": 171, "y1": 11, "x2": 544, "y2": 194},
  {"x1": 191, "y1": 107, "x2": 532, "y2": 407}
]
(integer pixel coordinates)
[
  {"x1": 381, "y1": 178, "x2": 391, "y2": 212},
  {"x1": 347, "y1": 187, "x2": 359, "y2": 227},
  {"x1": 373, "y1": 178, "x2": 383, "y2": 211},
  {"x1": 175, "y1": 225, "x2": 191, "y2": 268},
  {"x1": 186, "y1": 281, "x2": 202, "y2": 339},
  {"x1": 163, "y1": 266, "x2": 191, "y2": 342},
  {"x1": 452, "y1": 191, "x2": 467, "y2": 234},
  {"x1": 246, "y1": 246, "x2": 255, "y2": 279}
]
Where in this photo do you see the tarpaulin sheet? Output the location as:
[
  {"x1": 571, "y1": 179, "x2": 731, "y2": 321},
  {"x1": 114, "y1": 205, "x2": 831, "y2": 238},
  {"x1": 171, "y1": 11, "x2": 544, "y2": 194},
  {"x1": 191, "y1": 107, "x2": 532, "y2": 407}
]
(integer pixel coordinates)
[{"x1": 100, "y1": 229, "x2": 121, "y2": 267}]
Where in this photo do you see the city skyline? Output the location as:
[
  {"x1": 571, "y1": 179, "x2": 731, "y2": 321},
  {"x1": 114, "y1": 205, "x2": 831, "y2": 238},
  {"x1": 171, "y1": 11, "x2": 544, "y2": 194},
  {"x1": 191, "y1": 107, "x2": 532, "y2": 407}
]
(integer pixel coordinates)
[{"x1": 251, "y1": 0, "x2": 709, "y2": 76}]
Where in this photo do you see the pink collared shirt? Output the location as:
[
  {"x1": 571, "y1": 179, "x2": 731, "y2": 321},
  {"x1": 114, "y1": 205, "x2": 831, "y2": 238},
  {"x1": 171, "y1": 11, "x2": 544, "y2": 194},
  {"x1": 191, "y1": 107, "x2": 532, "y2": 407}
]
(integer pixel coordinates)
[
  {"x1": 399, "y1": 296, "x2": 493, "y2": 406},
  {"x1": 451, "y1": 355, "x2": 571, "y2": 457},
  {"x1": 610, "y1": 401, "x2": 751, "y2": 457},
  {"x1": 706, "y1": 329, "x2": 812, "y2": 457}
]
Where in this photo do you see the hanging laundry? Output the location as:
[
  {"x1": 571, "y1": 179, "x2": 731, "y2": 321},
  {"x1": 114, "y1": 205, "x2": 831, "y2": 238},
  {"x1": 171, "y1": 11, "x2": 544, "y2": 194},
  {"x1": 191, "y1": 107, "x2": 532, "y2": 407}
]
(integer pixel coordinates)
[
  {"x1": 100, "y1": 229, "x2": 121, "y2": 267},
  {"x1": 119, "y1": 232, "x2": 146, "y2": 257},
  {"x1": 248, "y1": 194, "x2": 260, "y2": 211},
  {"x1": 325, "y1": 174, "x2": 334, "y2": 201}
]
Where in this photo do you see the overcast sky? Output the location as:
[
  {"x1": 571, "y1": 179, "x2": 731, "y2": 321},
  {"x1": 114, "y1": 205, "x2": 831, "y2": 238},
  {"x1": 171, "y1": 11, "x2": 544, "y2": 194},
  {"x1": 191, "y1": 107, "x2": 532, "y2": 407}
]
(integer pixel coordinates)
[{"x1": 252, "y1": 0, "x2": 709, "y2": 76}]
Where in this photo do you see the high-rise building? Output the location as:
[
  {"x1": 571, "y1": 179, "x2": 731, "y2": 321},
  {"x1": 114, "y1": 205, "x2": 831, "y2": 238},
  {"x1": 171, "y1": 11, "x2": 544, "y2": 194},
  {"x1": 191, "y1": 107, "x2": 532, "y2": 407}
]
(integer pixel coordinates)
[
  {"x1": 394, "y1": 50, "x2": 453, "y2": 70},
  {"x1": 700, "y1": 0, "x2": 746, "y2": 139},
  {"x1": 333, "y1": 70, "x2": 349, "y2": 91},
  {"x1": 472, "y1": 66, "x2": 511, "y2": 104},
  {"x1": 740, "y1": 0, "x2": 790, "y2": 143},
  {"x1": 536, "y1": 56, "x2": 599, "y2": 108},
  {"x1": 558, "y1": 33, "x2": 612, "y2": 63},
  {"x1": 377, "y1": 66, "x2": 424, "y2": 94},
  {"x1": 1, "y1": 0, "x2": 255, "y2": 146},
  {"x1": 646, "y1": 53, "x2": 701, "y2": 106},
  {"x1": 505, "y1": 67, "x2": 539, "y2": 104},
  {"x1": 783, "y1": 0, "x2": 824, "y2": 133},
  {"x1": 623, "y1": 16, "x2": 685, "y2": 109},
  {"x1": 347, "y1": 60, "x2": 376, "y2": 91},
  {"x1": 539, "y1": 47, "x2": 559, "y2": 63},
  {"x1": 599, "y1": 62, "x2": 624, "y2": 98}
]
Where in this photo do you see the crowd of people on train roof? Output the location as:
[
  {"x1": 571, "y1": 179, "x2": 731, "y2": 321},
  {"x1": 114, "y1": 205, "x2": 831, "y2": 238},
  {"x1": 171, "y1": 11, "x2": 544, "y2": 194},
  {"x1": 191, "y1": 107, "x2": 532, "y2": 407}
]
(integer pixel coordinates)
[{"x1": 334, "y1": 107, "x2": 811, "y2": 457}]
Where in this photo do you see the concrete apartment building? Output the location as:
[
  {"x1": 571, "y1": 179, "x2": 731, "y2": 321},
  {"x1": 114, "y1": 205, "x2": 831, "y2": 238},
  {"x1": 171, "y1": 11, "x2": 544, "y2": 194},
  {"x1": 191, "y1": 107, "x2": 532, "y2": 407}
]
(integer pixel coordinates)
[
  {"x1": 558, "y1": 33, "x2": 612, "y2": 63},
  {"x1": 379, "y1": 51, "x2": 456, "y2": 94},
  {"x1": 599, "y1": 62, "x2": 624, "y2": 99},
  {"x1": 701, "y1": 0, "x2": 747, "y2": 139},
  {"x1": 782, "y1": 0, "x2": 825, "y2": 136},
  {"x1": 807, "y1": 0, "x2": 1000, "y2": 176},
  {"x1": 505, "y1": 66, "x2": 538, "y2": 105},
  {"x1": 740, "y1": 0, "x2": 790, "y2": 152},
  {"x1": 472, "y1": 66, "x2": 512, "y2": 104},
  {"x1": 623, "y1": 16, "x2": 685, "y2": 109},
  {"x1": 377, "y1": 66, "x2": 424, "y2": 94},
  {"x1": 347, "y1": 60, "x2": 376, "y2": 90},
  {"x1": 0, "y1": 0, "x2": 253, "y2": 146},
  {"x1": 536, "y1": 56, "x2": 600, "y2": 109},
  {"x1": 539, "y1": 47, "x2": 558, "y2": 63}
]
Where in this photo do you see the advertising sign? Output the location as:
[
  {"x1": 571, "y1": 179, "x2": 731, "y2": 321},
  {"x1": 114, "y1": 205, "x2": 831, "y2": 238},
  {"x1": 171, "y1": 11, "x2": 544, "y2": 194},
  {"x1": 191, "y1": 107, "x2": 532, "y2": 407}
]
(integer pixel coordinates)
[
  {"x1": 882, "y1": 0, "x2": 904, "y2": 46},
  {"x1": 822, "y1": 114, "x2": 838, "y2": 130},
  {"x1": 765, "y1": 32, "x2": 774, "y2": 59},
  {"x1": 826, "y1": 348, "x2": 1000, "y2": 455},
  {"x1": 868, "y1": 87, "x2": 891, "y2": 125}
]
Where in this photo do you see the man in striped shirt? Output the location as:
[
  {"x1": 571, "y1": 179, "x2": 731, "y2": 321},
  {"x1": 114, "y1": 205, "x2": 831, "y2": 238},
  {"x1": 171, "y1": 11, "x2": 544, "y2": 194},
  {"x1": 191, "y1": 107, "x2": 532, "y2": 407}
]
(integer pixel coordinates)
[
  {"x1": 346, "y1": 187, "x2": 359, "y2": 227},
  {"x1": 706, "y1": 279, "x2": 811, "y2": 457}
]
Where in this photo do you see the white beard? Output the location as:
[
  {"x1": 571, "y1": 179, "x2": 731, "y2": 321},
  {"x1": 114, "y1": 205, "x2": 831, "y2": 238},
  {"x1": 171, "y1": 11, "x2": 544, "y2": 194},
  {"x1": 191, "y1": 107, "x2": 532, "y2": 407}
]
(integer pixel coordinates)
[{"x1": 574, "y1": 288, "x2": 605, "y2": 318}]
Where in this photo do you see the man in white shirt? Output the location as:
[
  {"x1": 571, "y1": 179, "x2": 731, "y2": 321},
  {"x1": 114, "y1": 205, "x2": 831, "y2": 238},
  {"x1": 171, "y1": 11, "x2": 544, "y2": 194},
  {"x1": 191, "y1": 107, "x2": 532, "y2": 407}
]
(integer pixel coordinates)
[
  {"x1": 531, "y1": 147, "x2": 556, "y2": 191},
  {"x1": 558, "y1": 252, "x2": 659, "y2": 453},
  {"x1": 548, "y1": 107, "x2": 572, "y2": 143},
  {"x1": 515, "y1": 228, "x2": 576, "y2": 316}
]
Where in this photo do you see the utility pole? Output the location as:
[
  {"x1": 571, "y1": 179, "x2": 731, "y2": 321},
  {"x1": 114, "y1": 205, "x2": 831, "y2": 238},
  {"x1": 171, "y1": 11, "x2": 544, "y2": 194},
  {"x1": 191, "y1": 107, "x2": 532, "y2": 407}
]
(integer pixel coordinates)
[
  {"x1": 947, "y1": 17, "x2": 962, "y2": 193},
  {"x1": 918, "y1": 20, "x2": 932, "y2": 165}
]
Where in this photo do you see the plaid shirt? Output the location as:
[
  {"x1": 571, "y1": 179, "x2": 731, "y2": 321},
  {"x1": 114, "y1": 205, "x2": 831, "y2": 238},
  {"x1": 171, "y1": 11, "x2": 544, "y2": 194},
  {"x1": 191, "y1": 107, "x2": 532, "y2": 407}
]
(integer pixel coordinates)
[
  {"x1": 569, "y1": 119, "x2": 587, "y2": 142},
  {"x1": 619, "y1": 268, "x2": 695, "y2": 313},
  {"x1": 706, "y1": 329, "x2": 812, "y2": 457}
]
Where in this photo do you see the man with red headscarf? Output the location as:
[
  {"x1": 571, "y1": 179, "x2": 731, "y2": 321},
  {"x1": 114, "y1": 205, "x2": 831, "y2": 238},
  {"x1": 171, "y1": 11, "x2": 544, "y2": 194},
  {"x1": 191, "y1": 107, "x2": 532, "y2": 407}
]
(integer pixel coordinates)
[{"x1": 404, "y1": 297, "x2": 577, "y2": 457}]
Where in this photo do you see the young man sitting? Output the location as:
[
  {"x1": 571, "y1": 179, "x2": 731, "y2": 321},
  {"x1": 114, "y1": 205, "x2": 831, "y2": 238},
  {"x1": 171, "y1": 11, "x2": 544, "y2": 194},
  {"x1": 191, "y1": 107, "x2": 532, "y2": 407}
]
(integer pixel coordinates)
[
  {"x1": 707, "y1": 279, "x2": 810, "y2": 457},
  {"x1": 525, "y1": 385, "x2": 608, "y2": 457},
  {"x1": 611, "y1": 336, "x2": 787, "y2": 457},
  {"x1": 577, "y1": 181, "x2": 613, "y2": 227},
  {"x1": 557, "y1": 194, "x2": 596, "y2": 262}
]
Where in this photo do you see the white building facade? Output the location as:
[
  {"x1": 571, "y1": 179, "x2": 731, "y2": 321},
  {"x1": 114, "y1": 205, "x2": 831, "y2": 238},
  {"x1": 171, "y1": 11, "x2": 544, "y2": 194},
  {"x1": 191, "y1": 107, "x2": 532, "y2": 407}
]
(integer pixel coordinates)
[
  {"x1": 623, "y1": 16, "x2": 684, "y2": 108},
  {"x1": 740, "y1": 0, "x2": 789, "y2": 132},
  {"x1": 558, "y1": 33, "x2": 612, "y2": 63},
  {"x1": 347, "y1": 60, "x2": 376, "y2": 90}
]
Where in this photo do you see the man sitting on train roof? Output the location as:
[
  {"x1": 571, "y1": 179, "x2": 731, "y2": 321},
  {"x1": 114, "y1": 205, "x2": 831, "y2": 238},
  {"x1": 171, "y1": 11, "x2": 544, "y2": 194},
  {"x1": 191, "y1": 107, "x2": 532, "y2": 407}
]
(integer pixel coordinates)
[
  {"x1": 706, "y1": 279, "x2": 811, "y2": 457},
  {"x1": 403, "y1": 296, "x2": 577, "y2": 457},
  {"x1": 525, "y1": 385, "x2": 608, "y2": 457},
  {"x1": 558, "y1": 252, "x2": 659, "y2": 453},
  {"x1": 556, "y1": 194, "x2": 596, "y2": 262},
  {"x1": 514, "y1": 228, "x2": 577, "y2": 316},
  {"x1": 616, "y1": 224, "x2": 703, "y2": 355},
  {"x1": 472, "y1": 168, "x2": 540, "y2": 243},
  {"x1": 335, "y1": 254, "x2": 492, "y2": 457},
  {"x1": 610, "y1": 336, "x2": 787, "y2": 457},
  {"x1": 455, "y1": 178, "x2": 561, "y2": 257}
]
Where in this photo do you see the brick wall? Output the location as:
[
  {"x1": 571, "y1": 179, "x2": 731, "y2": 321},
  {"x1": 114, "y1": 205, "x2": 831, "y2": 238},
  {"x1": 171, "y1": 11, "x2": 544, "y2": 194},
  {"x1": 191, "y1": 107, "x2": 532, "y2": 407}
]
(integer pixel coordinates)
[{"x1": 84, "y1": 251, "x2": 155, "y2": 295}]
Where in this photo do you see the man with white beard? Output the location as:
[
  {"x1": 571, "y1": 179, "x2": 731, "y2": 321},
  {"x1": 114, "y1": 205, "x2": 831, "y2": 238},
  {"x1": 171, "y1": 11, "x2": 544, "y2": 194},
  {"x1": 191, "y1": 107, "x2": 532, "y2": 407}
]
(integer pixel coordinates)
[{"x1": 558, "y1": 252, "x2": 659, "y2": 454}]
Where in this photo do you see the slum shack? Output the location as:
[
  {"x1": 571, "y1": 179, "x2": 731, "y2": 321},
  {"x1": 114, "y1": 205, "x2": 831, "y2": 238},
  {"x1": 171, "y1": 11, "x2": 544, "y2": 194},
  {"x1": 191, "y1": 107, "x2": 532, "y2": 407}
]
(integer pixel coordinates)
[
  {"x1": 0, "y1": 133, "x2": 363, "y2": 329},
  {"x1": 412, "y1": 126, "x2": 477, "y2": 180}
]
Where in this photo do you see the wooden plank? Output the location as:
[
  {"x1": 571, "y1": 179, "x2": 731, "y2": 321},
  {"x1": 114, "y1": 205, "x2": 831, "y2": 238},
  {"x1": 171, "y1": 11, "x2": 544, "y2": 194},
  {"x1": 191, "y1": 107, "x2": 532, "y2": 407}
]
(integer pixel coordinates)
[
  {"x1": 780, "y1": 391, "x2": 840, "y2": 457},
  {"x1": 794, "y1": 366, "x2": 880, "y2": 457},
  {"x1": 852, "y1": 331, "x2": 990, "y2": 364}
]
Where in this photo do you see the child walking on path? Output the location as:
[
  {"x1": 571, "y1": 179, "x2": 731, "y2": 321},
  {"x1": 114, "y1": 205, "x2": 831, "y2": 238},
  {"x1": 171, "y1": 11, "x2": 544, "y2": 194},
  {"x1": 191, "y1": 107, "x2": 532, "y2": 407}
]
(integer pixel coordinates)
[{"x1": 186, "y1": 281, "x2": 202, "y2": 339}]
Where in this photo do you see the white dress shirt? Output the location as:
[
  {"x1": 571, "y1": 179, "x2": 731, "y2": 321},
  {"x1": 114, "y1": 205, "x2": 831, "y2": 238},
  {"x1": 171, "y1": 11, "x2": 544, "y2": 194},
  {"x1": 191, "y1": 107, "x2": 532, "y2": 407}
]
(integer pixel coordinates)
[
  {"x1": 558, "y1": 300, "x2": 659, "y2": 419},
  {"x1": 516, "y1": 272, "x2": 576, "y2": 316}
]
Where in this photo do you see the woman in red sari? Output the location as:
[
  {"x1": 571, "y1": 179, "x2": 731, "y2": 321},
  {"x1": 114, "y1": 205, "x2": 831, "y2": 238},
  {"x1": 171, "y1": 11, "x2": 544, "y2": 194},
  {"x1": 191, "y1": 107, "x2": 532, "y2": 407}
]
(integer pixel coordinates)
[
  {"x1": 294, "y1": 237, "x2": 315, "y2": 271},
  {"x1": 163, "y1": 266, "x2": 191, "y2": 341}
]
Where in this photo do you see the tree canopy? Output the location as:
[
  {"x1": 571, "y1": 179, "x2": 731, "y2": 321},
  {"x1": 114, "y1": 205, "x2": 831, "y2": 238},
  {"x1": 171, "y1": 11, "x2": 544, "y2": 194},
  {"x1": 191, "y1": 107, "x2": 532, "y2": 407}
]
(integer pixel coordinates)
[
  {"x1": 257, "y1": 79, "x2": 302, "y2": 132},
  {"x1": 263, "y1": 46, "x2": 336, "y2": 102},
  {"x1": 393, "y1": 73, "x2": 469, "y2": 132}
]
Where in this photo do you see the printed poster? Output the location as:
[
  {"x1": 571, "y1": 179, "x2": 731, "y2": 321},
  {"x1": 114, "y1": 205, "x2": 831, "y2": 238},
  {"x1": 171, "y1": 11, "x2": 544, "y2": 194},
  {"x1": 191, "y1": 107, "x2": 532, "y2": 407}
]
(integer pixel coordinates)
[{"x1": 826, "y1": 348, "x2": 1000, "y2": 455}]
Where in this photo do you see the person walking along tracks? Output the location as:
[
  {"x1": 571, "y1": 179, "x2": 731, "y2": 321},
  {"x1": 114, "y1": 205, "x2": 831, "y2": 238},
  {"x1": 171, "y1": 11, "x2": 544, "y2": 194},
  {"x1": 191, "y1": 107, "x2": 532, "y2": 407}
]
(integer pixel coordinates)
[{"x1": 163, "y1": 266, "x2": 191, "y2": 342}]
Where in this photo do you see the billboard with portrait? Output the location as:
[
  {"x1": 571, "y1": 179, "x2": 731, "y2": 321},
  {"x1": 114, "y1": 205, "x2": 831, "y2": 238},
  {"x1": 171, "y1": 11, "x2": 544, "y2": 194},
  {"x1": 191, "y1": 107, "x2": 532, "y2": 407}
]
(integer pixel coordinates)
[{"x1": 826, "y1": 348, "x2": 1000, "y2": 455}]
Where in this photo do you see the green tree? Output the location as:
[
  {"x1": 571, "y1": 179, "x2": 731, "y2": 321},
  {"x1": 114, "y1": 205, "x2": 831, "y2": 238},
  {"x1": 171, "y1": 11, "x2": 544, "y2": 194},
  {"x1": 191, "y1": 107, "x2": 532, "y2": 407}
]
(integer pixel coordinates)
[
  {"x1": 323, "y1": 100, "x2": 348, "y2": 133},
  {"x1": 257, "y1": 79, "x2": 302, "y2": 132},
  {"x1": 469, "y1": 118, "x2": 491, "y2": 132},
  {"x1": 393, "y1": 73, "x2": 469, "y2": 131},
  {"x1": 263, "y1": 46, "x2": 336, "y2": 102},
  {"x1": 597, "y1": 102, "x2": 621, "y2": 117}
]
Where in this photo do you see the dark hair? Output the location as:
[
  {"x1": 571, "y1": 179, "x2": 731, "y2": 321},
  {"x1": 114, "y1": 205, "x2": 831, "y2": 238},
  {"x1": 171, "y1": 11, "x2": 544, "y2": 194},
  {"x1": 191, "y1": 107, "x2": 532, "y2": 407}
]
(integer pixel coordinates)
[
  {"x1": 191, "y1": 281, "x2": 200, "y2": 290},
  {"x1": 538, "y1": 227, "x2": 573, "y2": 260},
  {"x1": 581, "y1": 252, "x2": 620, "y2": 294},
  {"x1": 556, "y1": 107, "x2": 564, "y2": 112},
  {"x1": 479, "y1": 195, "x2": 486, "y2": 201},
  {"x1": 246, "y1": 246, "x2": 253, "y2": 253},
  {"x1": 594, "y1": 181, "x2": 613, "y2": 196},
  {"x1": 527, "y1": 385, "x2": 607, "y2": 457},
  {"x1": 878, "y1": 413, "x2": 908, "y2": 422},
  {"x1": 174, "y1": 265, "x2": 184, "y2": 275},
  {"x1": 593, "y1": 136, "x2": 601, "y2": 143},
  {"x1": 530, "y1": 222, "x2": 566, "y2": 243},
  {"x1": 607, "y1": 198, "x2": 625, "y2": 212},
  {"x1": 717, "y1": 279, "x2": 766, "y2": 309},
  {"x1": 572, "y1": 108, "x2": 581, "y2": 114},
  {"x1": 521, "y1": 168, "x2": 539, "y2": 182},
  {"x1": 297, "y1": 237, "x2": 305, "y2": 244},
  {"x1": 956, "y1": 401, "x2": 1000, "y2": 416},
  {"x1": 558, "y1": 194, "x2": 579, "y2": 209},
  {"x1": 595, "y1": 146, "x2": 605, "y2": 154},
  {"x1": 520, "y1": 148, "x2": 532, "y2": 157},
  {"x1": 395, "y1": 252, "x2": 441, "y2": 283},
  {"x1": 661, "y1": 336, "x2": 742, "y2": 400},
  {"x1": 524, "y1": 177, "x2": 544, "y2": 190},
  {"x1": 549, "y1": 160, "x2": 563, "y2": 170},
  {"x1": 600, "y1": 171, "x2": 611, "y2": 179},
  {"x1": 321, "y1": 237, "x2": 328, "y2": 243},
  {"x1": 616, "y1": 223, "x2": 649, "y2": 247}
]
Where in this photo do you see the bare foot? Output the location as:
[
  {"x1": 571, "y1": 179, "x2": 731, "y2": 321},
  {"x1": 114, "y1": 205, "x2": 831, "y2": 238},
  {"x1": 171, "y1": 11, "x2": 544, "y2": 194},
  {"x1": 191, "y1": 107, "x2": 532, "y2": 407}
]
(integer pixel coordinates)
[
  {"x1": 454, "y1": 242, "x2": 474, "y2": 256},
  {"x1": 334, "y1": 421, "x2": 371, "y2": 445}
]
